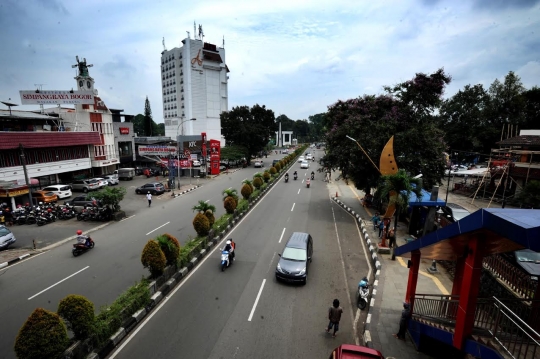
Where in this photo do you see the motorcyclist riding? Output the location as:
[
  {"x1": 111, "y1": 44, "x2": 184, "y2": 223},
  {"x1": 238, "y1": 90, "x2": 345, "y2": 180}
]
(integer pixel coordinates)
[
  {"x1": 294, "y1": 171, "x2": 298, "y2": 180},
  {"x1": 76, "y1": 229, "x2": 91, "y2": 247},
  {"x1": 224, "y1": 239, "x2": 235, "y2": 261},
  {"x1": 285, "y1": 173, "x2": 289, "y2": 181},
  {"x1": 311, "y1": 171, "x2": 315, "y2": 180}
]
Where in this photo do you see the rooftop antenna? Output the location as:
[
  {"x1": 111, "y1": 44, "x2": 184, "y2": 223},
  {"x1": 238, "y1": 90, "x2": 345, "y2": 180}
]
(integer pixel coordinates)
[
  {"x1": 194, "y1": 21, "x2": 196, "y2": 39},
  {"x1": 34, "y1": 83, "x2": 46, "y2": 114},
  {"x1": 223, "y1": 35, "x2": 225, "y2": 47},
  {"x1": 198, "y1": 24, "x2": 204, "y2": 42},
  {"x1": 162, "y1": 37, "x2": 167, "y2": 51}
]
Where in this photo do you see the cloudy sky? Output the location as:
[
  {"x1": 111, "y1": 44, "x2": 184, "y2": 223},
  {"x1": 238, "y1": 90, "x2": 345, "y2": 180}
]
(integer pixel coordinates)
[{"x1": 1, "y1": 0, "x2": 539, "y2": 122}]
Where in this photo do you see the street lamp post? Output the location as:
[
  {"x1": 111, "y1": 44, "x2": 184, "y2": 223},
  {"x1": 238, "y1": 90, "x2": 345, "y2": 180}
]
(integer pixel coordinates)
[
  {"x1": 176, "y1": 118, "x2": 196, "y2": 190},
  {"x1": 345, "y1": 135, "x2": 380, "y2": 173}
]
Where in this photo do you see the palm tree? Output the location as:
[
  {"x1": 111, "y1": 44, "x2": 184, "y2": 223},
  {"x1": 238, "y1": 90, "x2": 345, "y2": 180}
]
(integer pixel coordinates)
[
  {"x1": 242, "y1": 179, "x2": 254, "y2": 191},
  {"x1": 222, "y1": 188, "x2": 239, "y2": 214},
  {"x1": 222, "y1": 188, "x2": 239, "y2": 204},
  {"x1": 192, "y1": 200, "x2": 216, "y2": 214},
  {"x1": 377, "y1": 169, "x2": 423, "y2": 232}
]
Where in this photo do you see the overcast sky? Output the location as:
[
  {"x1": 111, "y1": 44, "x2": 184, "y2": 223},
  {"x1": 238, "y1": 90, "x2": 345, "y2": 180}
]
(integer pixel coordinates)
[{"x1": 1, "y1": 0, "x2": 539, "y2": 122}]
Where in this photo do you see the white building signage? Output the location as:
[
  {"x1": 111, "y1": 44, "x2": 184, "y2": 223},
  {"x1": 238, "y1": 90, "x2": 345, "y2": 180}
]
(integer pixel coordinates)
[
  {"x1": 19, "y1": 90, "x2": 95, "y2": 105},
  {"x1": 138, "y1": 146, "x2": 177, "y2": 156}
]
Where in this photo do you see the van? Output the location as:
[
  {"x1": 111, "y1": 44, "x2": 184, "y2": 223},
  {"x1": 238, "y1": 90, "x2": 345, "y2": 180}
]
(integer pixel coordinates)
[
  {"x1": 275, "y1": 232, "x2": 313, "y2": 285},
  {"x1": 115, "y1": 168, "x2": 136, "y2": 181}
]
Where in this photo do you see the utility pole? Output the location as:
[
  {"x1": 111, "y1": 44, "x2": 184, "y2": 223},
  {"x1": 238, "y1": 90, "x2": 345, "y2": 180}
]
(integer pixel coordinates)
[{"x1": 19, "y1": 144, "x2": 34, "y2": 205}]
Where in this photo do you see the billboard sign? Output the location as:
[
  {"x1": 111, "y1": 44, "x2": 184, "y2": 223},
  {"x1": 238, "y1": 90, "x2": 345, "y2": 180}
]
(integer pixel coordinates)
[
  {"x1": 19, "y1": 90, "x2": 95, "y2": 105},
  {"x1": 138, "y1": 146, "x2": 177, "y2": 156}
]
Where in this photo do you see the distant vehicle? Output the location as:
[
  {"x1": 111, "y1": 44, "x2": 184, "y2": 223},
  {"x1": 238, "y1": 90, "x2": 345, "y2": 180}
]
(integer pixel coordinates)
[
  {"x1": 509, "y1": 249, "x2": 540, "y2": 281},
  {"x1": 103, "y1": 175, "x2": 119, "y2": 185},
  {"x1": 32, "y1": 190, "x2": 58, "y2": 203},
  {"x1": 298, "y1": 156, "x2": 305, "y2": 163},
  {"x1": 115, "y1": 168, "x2": 136, "y2": 181},
  {"x1": 192, "y1": 160, "x2": 201, "y2": 167},
  {"x1": 70, "y1": 179, "x2": 100, "y2": 193},
  {"x1": 328, "y1": 344, "x2": 384, "y2": 359},
  {"x1": 300, "y1": 160, "x2": 309, "y2": 169},
  {"x1": 93, "y1": 178, "x2": 109, "y2": 189},
  {"x1": 276, "y1": 232, "x2": 313, "y2": 285},
  {"x1": 282, "y1": 149, "x2": 289, "y2": 154},
  {"x1": 42, "y1": 185, "x2": 72, "y2": 199},
  {"x1": 135, "y1": 182, "x2": 165, "y2": 195},
  {"x1": 272, "y1": 159, "x2": 281, "y2": 167},
  {"x1": 254, "y1": 161, "x2": 263, "y2": 168},
  {"x1": 440, "y1": 203, "x2": 471, "y2": 227},
  {"x1": 0, "y1": 225, "x2": 16, "y2": 250},
  {"x1": 306, "y1": 154, "x2": 313, "y2": 160},
  {"x1": 64, "y1": 195, "x2": 102, "y2": 208}
]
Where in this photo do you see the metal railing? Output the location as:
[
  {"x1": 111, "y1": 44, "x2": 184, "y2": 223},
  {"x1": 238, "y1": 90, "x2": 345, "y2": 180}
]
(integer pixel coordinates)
[
  {"x1": 483, "y1": 255, "x2": 538, "y2": 300},
  {"x1": 413, "y1": 294, "x2": 540, "y2": 359}
]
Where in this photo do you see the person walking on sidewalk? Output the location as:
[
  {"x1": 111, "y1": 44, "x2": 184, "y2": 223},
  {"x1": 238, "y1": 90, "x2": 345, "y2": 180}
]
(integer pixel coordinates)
[
  {"x1": 325, "y1": 299, "x2": 343, "y2": 338},
  {"x1": 371, "y1": 212, "x2": 380, "y2": 230},
  {"x1": 393, "y1": 302, "x2": 411, "y2": 341},
  {"x1": 378, "y1": 220, "x2": 385, "y2": 238},
  {"x1": 146, "y1": 192, "x2": 152, "y2": 207}
]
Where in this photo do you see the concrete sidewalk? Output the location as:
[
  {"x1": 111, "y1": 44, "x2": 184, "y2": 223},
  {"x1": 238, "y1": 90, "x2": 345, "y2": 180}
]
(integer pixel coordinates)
[{"x1": 326, "y1": 178, "x2": 474, "y2": 358}]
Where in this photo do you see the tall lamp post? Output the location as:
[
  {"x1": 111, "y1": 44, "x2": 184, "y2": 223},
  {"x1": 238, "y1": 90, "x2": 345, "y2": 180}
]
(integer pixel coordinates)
[
  {"x1": 176, "y1": 118, "x2": 196, "y2": 189},
  {"x1": 345, "y1": 135, "x2": 380, "y2": 173}
]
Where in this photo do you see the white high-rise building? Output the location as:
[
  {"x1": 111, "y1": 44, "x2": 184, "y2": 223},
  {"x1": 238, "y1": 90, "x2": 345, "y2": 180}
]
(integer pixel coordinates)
[{"x1": 162, "y1": 32, "x2": 229, "y2": 144}]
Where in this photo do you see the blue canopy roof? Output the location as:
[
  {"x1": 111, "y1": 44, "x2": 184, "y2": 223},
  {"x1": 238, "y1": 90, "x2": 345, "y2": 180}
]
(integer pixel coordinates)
[
  {"x1": 394, "y1": 208, "x2": 540, "y2": 260},
  {"x1": 406, "y1": 188, "x2": 446, "y2": 207}
]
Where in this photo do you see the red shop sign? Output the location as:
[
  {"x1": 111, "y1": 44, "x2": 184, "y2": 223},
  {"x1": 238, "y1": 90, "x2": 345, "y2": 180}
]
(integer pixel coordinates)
[{"x1": 119, "y1": 127, "x2": 130, "y2": 134}]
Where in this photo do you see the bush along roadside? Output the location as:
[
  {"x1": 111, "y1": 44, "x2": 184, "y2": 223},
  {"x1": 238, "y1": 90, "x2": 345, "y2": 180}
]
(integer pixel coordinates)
[{"x1": 15, "y1": 146, "x2": 307, "y2": 359}]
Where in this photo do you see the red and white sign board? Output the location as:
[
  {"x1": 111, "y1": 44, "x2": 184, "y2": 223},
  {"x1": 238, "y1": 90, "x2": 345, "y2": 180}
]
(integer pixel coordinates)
[{"x1": 209, "y1": 139, "x2": 221, "y2": 175}]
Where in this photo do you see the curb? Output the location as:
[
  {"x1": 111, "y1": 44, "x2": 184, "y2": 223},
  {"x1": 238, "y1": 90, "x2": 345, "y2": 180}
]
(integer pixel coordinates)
[
  {"x1": 0, "y1": 253, "x2": 32, "y2": 269},
  {"x1": 331, "y1": 197, "x2": 381, "y2": 350},
  {"x1": 170, "y1": 184, "x2": 202, "y2": 198}
]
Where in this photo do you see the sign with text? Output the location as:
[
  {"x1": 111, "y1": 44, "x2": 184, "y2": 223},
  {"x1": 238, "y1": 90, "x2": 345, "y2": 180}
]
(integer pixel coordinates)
[
  {"x1": 209, "y1": 139, "x2": 221, "y2": 175},
  {"x1": 20, "y1": 90, "x2": 95, "y2": 105},
  {"x1": 119, "y1": 127, "x2": 130, "y2": 134},
  {"x1": 138, "y1": 146, "x2": 177, "y2": 156}
]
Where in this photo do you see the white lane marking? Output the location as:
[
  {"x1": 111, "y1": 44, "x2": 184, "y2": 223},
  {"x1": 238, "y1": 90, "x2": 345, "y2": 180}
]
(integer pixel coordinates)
[
  {"x1": 146, "y1": 222, "x2": 170, "y2": 236},
  {"x1": 205, "y1": 199, "x2": 210, "y2": 203},
  {"x1": 28, "y1": 266, "x2": 89, "y2": 300},
  {"x1": 291, "y1": 203, "x2": 295, "y2": 211},
  {"x1": 109, "y1": 177, "x2": 282, "y2": 358},
  {"x1": 248, "y1": 279, "x2": 266, "y2": 322},
  {"x1": 120, "y1": 215, "x2": 135, "y2": 221},
  {"x1": 297, "y1": 189, "x2": 300, "y2": 194},
  {"x1": 278, "y1": 228, "x2": 286, "y2": 243}
]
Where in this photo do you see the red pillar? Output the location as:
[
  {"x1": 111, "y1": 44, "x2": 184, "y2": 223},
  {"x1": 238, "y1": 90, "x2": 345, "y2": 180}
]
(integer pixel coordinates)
[
  {"x1": 453, "y1": 236, "x2": 485, "y2": 350},
  {"x1": 405, "y1": 250, "x2": 421, "y2": 308},
  {"x1": 452, "y1": 257, "x2": 465, "y2": 296}
]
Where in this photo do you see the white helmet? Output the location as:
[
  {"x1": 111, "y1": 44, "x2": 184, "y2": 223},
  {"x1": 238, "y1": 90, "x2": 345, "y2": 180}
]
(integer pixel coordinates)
[{"x1": 226, "y1": 240, "x2": 231, "y2": 245}]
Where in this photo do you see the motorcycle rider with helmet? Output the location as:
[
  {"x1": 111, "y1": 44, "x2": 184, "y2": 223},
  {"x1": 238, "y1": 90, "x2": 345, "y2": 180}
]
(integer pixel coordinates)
[
  {"x1": 76, "y1": 229, "x2": 91, "y2": 247},
  {"x1": 293, "y1": 171, "x2": 298, "y2": 180},
  {"x1": 284, "y1": 173, "x2": 289, "y2": 182},
  {"x1": 311, "y1": 171, "x2": 315, "y2": 180},
  {"x1": 224, "y1": 238, "x2": 236, "y2": 261}
]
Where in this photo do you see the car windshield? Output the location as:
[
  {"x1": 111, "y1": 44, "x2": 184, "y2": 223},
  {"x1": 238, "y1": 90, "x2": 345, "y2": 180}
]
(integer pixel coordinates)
[
  {"x1": 517, "y1": 251, "x2": 540, "y2": 262},
  {"x1": 43, "y1": 187, "x2": 56, "y2": 191},
  {"x1": 282, "y1": 247, "x2": 307, "y2": 261},
  {"x1": 0, "y1": 227, "x2": 11, "y2": 236}
]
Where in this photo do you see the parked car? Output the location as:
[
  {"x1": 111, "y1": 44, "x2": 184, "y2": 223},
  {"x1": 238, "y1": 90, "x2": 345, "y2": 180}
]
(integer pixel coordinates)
[
  {"x1": 276, "y1": 232, "x2": 313, "y2": 285},
  {"x1": 272, "y1": 159, "x2": 281, "y2": 167},
  {"x1": 507, "y1": 249, "x2": 540, "y2": 281},
  {"x1": 103, "y1": 175, "x2": 119, "y2": 185},
  {"x1": 32, "y1": 190, "x2": 58, "y2": 203},
  {"x1": 300, "y1": 160, "x2": 309, "y2": 169},
  {"x1": 42, "y1": 185, "x2": 72, "y2": 199},
  {"x1": 70, "y1": 179, "x2": 100, "y2": 193},
  {"x1": 192, "y1": 160, "x2": 201, "y2": 167},
  {"x1": 297, "y1": 156, "x2": 305, "y2": 163},
  {"x1": 329, "y1": 344, "x2": 384, "y2": 359},
  {"x1": 64, "y1": 195, "x2": 101, "y2": 208},
  {"x1": 254, "y1": 161, "x2": 263, "y2": 168},
  {"x1": 440, "y1": 203, "x2": 471, "y2": 227},
  {"x1": 135, "y1": 182, "x2": 165, "y2": 195},
  {"x1": 93, "y1": 178, "x2": 109, "y2": 189},
  {"x1": 0, "y1": 225, "x2": 16, "y2": 250}
]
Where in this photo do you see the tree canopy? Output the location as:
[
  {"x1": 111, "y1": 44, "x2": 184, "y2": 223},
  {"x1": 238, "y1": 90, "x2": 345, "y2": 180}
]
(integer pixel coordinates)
[{"x1": 221, "y1": 104, "x2": 276, "y2": 163}]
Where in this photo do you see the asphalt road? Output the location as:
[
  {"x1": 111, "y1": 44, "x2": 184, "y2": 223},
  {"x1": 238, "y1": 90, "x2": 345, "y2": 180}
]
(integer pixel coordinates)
[
  {"x1": 0, "y1": 156, "x2": 290, "y2": 359},
  {"x1": 108, "y1": 155, "x2": 372, "y2": 359}
]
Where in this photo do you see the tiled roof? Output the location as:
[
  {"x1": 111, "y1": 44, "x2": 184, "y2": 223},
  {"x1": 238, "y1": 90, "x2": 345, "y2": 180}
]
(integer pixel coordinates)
[
  {"x1": 497, "y1": 135, "x2": 540, "y2": 147},
  {"x1": 0, "y1": 132, "x2": 102, "y2": 150}
]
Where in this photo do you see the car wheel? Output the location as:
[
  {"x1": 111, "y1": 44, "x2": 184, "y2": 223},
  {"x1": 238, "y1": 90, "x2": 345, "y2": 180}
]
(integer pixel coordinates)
[{"x1": 135, "y1": 190, "x2": 140, "y2": 194}]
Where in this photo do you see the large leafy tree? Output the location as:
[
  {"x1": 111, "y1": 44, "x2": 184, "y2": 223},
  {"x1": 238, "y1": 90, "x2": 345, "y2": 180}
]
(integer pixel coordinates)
[
  {"x1": 325, "y1": 68, "x2": 451, "y2": 192},
  {"x1": 221, "y1": 104, "x2": 276, "y2": 164},
  {"x1": 133, "y1": 113, "x2": 164, "y2": 137},
  {"x1": 308, "y1": 113, "x2": 326, "y2": 142},
  {"x1": 522, "y1": 86, "x2": 540, "y2": 130}
]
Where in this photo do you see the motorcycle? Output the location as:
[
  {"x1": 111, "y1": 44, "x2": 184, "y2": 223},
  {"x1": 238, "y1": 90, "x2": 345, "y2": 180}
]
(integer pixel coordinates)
[
  {"x1": 72, "y1": 237, "x2": 95, "y2": 256},
  {"x1": 294, "y1": 173, "x2": 298, "y2": 180},
  {"x1": 311, "y1": 173, "x2": 314, "y2": 180},
  {"x1": 306, "y1": 179, "x2": 310, "y2": 188},
  {"x1": 220, "y1": 249, "x2": 232, "y2": 271},
  {"x1": 357, "y1": 277, "x2": 370, "y2": 310},
  {"x1": 285, "y1": 175, "x2": 289, "y2": 183}
]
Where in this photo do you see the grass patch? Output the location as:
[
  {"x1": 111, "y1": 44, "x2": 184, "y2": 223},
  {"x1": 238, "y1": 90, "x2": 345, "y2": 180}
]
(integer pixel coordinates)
[
  {"x1": 237, "y1": 199, "x2": 249, "y2": 212},
  {"x1": 212, "y1": 213, "x2": 233, "y2": 233},
  {"x1": 178, "y1": 237, "x2": 204, "y2": 267}
]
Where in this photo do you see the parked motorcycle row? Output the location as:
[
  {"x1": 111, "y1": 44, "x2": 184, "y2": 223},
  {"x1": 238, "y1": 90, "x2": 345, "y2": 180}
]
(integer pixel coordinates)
[{"x1": 1, "y1": 202, "x2": 112, "y2": 226}]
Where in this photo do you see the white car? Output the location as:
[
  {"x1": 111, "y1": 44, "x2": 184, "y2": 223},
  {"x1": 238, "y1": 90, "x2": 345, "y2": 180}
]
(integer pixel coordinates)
[
  {"x1": 254, "y1": 161, "x2": 263, "y2": 168},
  {"x1": 298, "y1": 156, "x2": 305, "y2": 163},
  {"x1": 300, "y1": 161, "x2": 309, "y2": 169},
  {"x1": 192, "y1": 160, "x2": 201, "y2": 167},
  {"x1": 104, "y1": 175, "x2": 119, "y2": 185},
  {"x1": 42, "y1": 185, "x2": 72, "y2": 199},
  {"x1": 93, "y1": 178, "x2": 109, "y2": 188},
  {"x1": 306, "y1": 154, "x2": 313, "y2": 160}
]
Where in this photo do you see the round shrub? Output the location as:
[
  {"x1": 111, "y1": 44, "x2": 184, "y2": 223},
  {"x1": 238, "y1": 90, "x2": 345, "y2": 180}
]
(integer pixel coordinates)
[
  {"x1": 157, "y1": 233, "x2": 181, "y2": 265},
  {"x1": 279, "y1": 160, "x2": 285, "y2": 168},
  {"x1": 253, "y1": 177, "x2": 263, "y2": 189},
  {"x1": 15, "y1": 308, "x2": 70, "y2": 359},
  {"x1": 224, "y1": 196, "x2": 237, "y2": 214},
  {"x1": 57, "y1": 294, "x2": 95, "y2": 340},
  {"x1": 269, "y1": 167, "x2": 277, "y2": 175},
  {"x1": 241, "y1": 183, "x2": 252, "y2": 199},
  {"x1": 205, "y1": 209, "x2": 215, "y2": 227},
  {"x1": 141, "y1": 240, "x2": 167, "y2": 277},
  {"x1": 274, "y1": 163, "x2": 281, "y2": 172},
  {"x1": 193, "y1": 212, "x2": 210, "y2": 236},
  {"x1": 263, "y1": 171, "x2": 270, "y2": 183}
]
